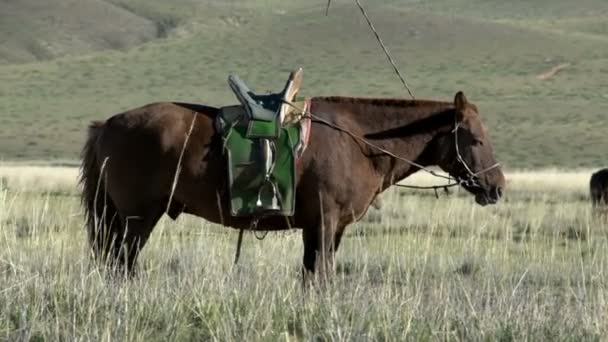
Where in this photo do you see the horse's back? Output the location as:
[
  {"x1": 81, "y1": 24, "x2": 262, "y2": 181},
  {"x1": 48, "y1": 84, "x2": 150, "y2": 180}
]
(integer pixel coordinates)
[
  {"x1": 95, "y1": 102, "x2": 219, "y2": 208},
  {"x1": 103, "y1": 102, "x2": 216, "y2": 133}
]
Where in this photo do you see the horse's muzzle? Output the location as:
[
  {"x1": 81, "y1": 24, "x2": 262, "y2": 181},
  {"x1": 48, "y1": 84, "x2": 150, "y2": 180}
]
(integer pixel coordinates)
[{"x1": 475, "y1": 185, "x2": 503, "y2": 206}]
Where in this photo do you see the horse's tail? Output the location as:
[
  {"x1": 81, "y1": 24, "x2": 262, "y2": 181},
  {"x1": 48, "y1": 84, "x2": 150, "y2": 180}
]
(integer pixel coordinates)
[{"x1": 79, "y1": 121, "x2": 120, "y2": 259}]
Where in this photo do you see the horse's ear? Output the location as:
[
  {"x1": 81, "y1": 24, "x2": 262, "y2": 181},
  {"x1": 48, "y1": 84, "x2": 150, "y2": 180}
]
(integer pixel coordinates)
[{"x1": 454, "y1": 91, "x2": 468, "y2": 111}]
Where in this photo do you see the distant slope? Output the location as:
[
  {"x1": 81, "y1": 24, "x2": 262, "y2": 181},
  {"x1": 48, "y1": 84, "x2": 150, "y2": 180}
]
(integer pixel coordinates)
[
  {"x1": 405, "y1": 0, "x2": 608, "y2": 37},
  {"x1": 0, "y1": 0, "x2": 227, "y2": 64},
  {"x1": 0, "y1": 0, "x2": 160, "y2": 64},
  {"x1": 0, "y1": 0, "x2": 606, "y2": 168}
]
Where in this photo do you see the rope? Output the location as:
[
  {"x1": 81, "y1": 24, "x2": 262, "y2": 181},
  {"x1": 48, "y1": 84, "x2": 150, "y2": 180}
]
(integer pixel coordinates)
[
  {"x1": 281, "y1": 100, "x2": 499, "y2": 188},
  {"x1": 354, "y1": 0, "x2": 415, "y2": 99},
  {"x1": 233, "y1": 217, "x2": 267, "y2": 266},
  {"x1": 394, "y1": 183, "x2": 458, "y2": 199},
  {"x1": 231, "y1": 98, "x2": 500, "y2": 265},
  {"x1": 394, "y1": 183, "x2": 458, "y2": 190},
  {"x1": 311, "y1": 113, "x2": 452, "y2": 180},
  {"x1": 233, "y1": 229, "x2": 245, "y2": 265},
  {"x1": 282, "y1": 100, "x2": 451, "y2": 181},
  {"x1": 324, "y1": 0, "x2": 415, "y2": 99}
]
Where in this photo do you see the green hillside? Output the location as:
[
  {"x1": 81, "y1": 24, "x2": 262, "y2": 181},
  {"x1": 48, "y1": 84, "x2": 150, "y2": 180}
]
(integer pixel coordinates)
[
  {"x1": 0, "y1": 0, "x2": 152, "y2": 64},
  {"x1": 0, "y1": 0, "x2": 606, "y2": 168}
]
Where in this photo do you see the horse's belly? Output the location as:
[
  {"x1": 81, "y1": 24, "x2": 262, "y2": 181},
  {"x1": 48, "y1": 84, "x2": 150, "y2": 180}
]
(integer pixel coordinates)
[{"x1": 175, "y1": 186, "x2": 297, "y2": 231}]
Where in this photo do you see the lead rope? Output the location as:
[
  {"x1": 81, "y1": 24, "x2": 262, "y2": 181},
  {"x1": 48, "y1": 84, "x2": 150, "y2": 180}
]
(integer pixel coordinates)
[
  {"x1": 282, "y1": 100, "x2": 453, "y2": 181},
  {"x1": 353, "y1": 0, "x2": 415, "y2": 99},
  {"x1": 281, "y1": 100, "x2": 499, "y2": 189},
  {"x1": 321, "y1": 0, "x2": 464, "y2": 189},
  {"x1": 326, "y1": 0, "x2": 415, "y2": 99}
]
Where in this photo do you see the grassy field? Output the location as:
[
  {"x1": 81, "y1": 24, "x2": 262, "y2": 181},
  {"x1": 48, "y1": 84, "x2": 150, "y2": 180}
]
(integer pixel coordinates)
[
  {"x1": 1, "y1": 1, "x2": 606, "y2": 340},
  {"x1": 0, "y1": 166, "x2": 606, "y2": 340},
  {"x1": 0, "y1": 0, "x2": 607, "y2": 169}
]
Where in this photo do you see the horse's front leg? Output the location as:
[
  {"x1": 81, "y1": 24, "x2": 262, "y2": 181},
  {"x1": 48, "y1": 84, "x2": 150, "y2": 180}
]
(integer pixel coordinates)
[{"x1": 301, "y1": 210, "x2": 346, "y2": 285}]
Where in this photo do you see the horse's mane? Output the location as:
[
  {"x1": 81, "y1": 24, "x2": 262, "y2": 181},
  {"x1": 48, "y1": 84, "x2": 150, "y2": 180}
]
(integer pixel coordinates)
[{"x1": 314, "y1": 96, "x2": 452, "y2": 109}]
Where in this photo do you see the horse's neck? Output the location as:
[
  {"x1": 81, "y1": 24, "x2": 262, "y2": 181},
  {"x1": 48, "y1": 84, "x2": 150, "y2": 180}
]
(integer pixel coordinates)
[{"x1": 312, "y1": 97, "x2": 454, "y2": 188}]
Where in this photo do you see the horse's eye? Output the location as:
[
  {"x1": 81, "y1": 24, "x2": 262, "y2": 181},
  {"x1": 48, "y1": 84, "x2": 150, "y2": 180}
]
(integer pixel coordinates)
[{"x1": 473, "y1": 138, "x2": 483, "y2": 146}]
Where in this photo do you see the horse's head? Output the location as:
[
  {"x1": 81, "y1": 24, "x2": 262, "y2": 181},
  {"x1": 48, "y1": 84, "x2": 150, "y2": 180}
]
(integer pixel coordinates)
[{"x1": 436, "y1": 91, "x2": 505, "y2": 205}]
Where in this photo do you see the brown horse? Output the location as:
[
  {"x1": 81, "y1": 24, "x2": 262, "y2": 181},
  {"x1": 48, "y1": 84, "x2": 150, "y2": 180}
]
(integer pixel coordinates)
[{"x1": 80, "y1": 91, "x2": 505, "y2": 278}]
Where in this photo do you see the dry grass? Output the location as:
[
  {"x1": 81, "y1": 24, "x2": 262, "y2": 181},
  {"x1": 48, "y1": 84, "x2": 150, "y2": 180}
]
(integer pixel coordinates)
[
  {"x1": 0, "y1": 166, "x2": 606, "y2": 340},
  {"x1": 0, "y1": 165, "x2": 78, "y2": 194},
  {"x1": 401, "y1": 167, "x2": 592, "y2": 195}
]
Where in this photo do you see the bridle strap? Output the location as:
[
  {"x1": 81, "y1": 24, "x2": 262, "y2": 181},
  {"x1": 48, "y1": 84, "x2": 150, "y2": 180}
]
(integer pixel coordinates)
[{"x1": 452, "y1": 118, "x2": 500, "y2": 187}]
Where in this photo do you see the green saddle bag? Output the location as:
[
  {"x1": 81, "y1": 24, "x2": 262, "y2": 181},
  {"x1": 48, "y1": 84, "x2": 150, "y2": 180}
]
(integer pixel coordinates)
[{"x1": 222, "y1": 118, "x2": 301, "y2": 217}]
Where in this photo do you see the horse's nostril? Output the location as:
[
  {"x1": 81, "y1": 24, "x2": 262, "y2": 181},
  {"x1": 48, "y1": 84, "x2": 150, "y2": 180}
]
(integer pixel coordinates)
[{"x1": 495, "y1": 186, "x2": 503, "y2": 198}]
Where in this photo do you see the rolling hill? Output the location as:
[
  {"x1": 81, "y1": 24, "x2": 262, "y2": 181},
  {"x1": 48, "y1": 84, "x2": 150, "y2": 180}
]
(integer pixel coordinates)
[{"x1": 0, "y1": 0, "x2": 606, "y2": 168}]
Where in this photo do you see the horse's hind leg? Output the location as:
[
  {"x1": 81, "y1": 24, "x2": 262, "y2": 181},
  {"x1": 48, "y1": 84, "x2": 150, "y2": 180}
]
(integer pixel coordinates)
[
  {"x1": 113, "y1": 200, "x2": 166, "y2": 275},
  {"x1": 89, "y1": 194, "x2": 123, "y2": 267}
]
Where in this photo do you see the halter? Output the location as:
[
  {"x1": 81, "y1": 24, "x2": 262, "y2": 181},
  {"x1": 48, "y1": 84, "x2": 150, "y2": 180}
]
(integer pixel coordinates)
[{"x1": 451, "y1": 116, "x2": 500, "y2": 189}]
